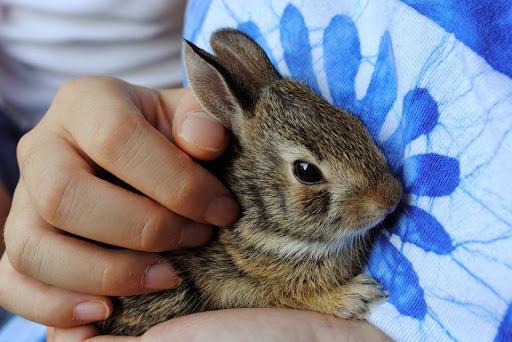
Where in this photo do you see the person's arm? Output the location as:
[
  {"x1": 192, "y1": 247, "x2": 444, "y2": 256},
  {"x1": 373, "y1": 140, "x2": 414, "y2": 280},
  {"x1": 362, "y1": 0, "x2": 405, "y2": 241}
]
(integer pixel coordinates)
[
  {"x1": 47, "y1": 308, "x2": 391, "y2": 342},
  {"x1": 0, "y1": 182, "x2": 10, "y2": 255}
]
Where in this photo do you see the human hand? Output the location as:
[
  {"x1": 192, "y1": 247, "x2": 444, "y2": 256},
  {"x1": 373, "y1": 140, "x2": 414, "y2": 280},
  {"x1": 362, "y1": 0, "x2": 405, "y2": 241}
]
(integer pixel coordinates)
[
  {"x1": 0, "y1": 76, "x2": 238, "y2": 328},
  {"x1": 47, "y1": 309, "x2": 390, "y2": 342}
]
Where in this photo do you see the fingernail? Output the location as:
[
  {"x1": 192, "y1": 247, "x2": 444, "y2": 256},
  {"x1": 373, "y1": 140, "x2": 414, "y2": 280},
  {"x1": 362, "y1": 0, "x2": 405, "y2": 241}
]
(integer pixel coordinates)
[
  {"x1": 144, "y1": 263, "x2": 180, "y2": 290},
  {"x1": 179, "y1": 112, "x2": 225, "y2": 151},
  {"x1": 179, "y1": 222, "x2": 213, "y2": 247},
  {"x1": 73, "y1": 301, "x2": 110, "y2": 321},
  {"x1": 204, "y1": 194, "x2": 239, "y2": 226}
]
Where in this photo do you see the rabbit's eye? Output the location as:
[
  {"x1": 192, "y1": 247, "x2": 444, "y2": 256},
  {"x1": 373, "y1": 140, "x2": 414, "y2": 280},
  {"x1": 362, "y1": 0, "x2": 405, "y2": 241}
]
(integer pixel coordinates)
[{"x1": 293, "y1": 160, "x2": 324, "y2": 184}]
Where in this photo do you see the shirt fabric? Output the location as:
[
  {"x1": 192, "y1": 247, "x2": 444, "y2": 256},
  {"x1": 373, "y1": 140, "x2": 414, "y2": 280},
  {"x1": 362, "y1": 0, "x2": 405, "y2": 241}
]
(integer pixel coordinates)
[
  {"x1": 183, "y1": 1, "x2": 512, "y2": 341},
  {"x1": 1, "y1": 0, "x2": 512, "y2": 341},
  {"x1": 0, "y1": 0, "x2": 186, "y2": 130}
]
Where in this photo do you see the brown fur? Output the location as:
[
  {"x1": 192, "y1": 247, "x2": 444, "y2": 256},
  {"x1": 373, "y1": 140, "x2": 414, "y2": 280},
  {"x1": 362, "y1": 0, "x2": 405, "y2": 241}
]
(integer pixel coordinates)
[{"x1": 98, "y1": 29, "x2": 402, "y2": 336}]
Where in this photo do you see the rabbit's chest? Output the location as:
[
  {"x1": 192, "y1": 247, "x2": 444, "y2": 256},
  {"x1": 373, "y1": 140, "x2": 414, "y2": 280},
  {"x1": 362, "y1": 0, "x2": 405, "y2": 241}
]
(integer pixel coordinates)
[{"x1": 222, "y1": 244, "x2": 353, "y2": 298}]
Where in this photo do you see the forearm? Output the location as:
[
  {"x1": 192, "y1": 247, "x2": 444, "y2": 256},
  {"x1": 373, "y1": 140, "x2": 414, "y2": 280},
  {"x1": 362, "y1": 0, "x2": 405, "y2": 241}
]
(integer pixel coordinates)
[
  {"x1": 317, "y1": 316, "x2": 391, "y2": 342},
  {"x1": 0, "y1": 182, "x2": 11, "y2": 255},
  {"x1": 137, "y1": 308, "x2": 392, "y2": 342}
]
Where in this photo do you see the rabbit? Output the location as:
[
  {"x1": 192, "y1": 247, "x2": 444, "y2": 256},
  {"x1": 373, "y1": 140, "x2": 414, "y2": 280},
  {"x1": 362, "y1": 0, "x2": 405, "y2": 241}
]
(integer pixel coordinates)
[{"x1": 98, "y1": 28, "x2": 403, "y2": 336}]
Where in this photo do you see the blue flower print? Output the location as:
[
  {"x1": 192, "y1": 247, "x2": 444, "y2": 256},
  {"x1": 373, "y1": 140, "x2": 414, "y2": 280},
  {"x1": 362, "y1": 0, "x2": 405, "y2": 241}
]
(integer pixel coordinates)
[
  {"x1": 495, "y1": 303, "x2": 512, "y2": 342},
  {"x1": 240, "y1": 5, "x2": 463, "y2": 322},
  {"x1": 183, "y1": 1, "x2": 512, "y2": 340}
]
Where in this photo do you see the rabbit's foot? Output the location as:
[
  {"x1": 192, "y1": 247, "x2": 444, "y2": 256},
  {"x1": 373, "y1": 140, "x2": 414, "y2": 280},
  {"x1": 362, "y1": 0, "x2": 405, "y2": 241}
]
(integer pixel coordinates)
[
  {"x1": 333, "y1": 274, "x2": 386, "y2": 319},
  {"x1": 295, "y1": 274, "x2": 386, "y2": 319}
]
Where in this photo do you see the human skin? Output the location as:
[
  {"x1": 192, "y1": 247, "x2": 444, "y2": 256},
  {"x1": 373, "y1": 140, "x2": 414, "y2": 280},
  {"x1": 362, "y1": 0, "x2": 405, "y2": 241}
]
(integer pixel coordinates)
[
  {"x1": 48, "y1": 309, "x2": 391, "y2": 342},
  {"x1": 0, "y1": 183, "x2": 10, "y2": 255},
  {"x1": 0, "y1": 77, "x2": 237, "y2": 327}
]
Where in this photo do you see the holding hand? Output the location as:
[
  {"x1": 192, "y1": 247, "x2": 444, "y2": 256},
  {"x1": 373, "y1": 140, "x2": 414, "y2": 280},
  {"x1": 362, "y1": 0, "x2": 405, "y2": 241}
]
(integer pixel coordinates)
[
  {"x1": 0, "y1": 76, "x2": 238, "y2": 328},
  {"x1": 47, "y1": 309, "x2": 391, "y2": 342}
]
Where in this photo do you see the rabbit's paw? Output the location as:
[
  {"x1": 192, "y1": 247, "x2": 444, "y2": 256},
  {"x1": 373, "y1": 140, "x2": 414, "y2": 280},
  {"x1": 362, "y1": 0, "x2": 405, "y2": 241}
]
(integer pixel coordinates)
[{"x1": 334, "y1": 274, "x2": 386, "y2": 320}]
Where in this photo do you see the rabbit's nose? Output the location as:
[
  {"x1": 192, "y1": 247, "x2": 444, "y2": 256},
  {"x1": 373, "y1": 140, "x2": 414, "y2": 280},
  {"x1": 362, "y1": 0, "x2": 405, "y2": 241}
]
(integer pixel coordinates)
[
  {"x1": 363, "y1": 176, "x2": 402, "y2": 215},
  {"x1": 363, "y1": 198, "x2": 398, "y2": 221}
]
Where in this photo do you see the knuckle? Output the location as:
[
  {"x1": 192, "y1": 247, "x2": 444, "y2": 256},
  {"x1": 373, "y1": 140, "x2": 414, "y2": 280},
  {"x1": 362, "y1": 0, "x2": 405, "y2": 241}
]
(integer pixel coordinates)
[
  {"x1": 57, "y1": 76, "x2": 112, "y2": 96},
  {"x1": 16, "y1": 132, "x2": 31, "y2": 159},
  {"x1": 16, "y1": 131, "x2": 35, "y2": 169},
  {"x1": 99, "y1": 263, "x2": 117, "y2": 294},
  {"x1": 5, "y1": 228, "x2": 38, "y2": 275},
  {"x1": 54, "y1": 77, "x2": 91, "y2": 101},
  {"x1": 99, "y1": 258, "x2": 135, "y2": 294},
  {"x1": 161, "y1": 168, "x2": 198, "y2": 211},
  {"x1": 90, "y1": 111, "x2": 141, "y2": 164},
  {"x1": 35, "y1": 169, "x2": 75, "y2": 225},
  {"x1": 53, "y1": 76, "x2": 124, "y2": 111},
  {"x1": 139, "y1": 210, "x2": 180, "y2": 251},
  {"x1": 3, "y1": 211, "x2": 16, "y2": 247}
]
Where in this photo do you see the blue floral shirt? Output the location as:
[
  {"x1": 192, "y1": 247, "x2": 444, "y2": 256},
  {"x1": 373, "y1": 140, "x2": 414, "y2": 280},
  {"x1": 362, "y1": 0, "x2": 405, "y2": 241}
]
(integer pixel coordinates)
[{"x1": 183, "y1": 1, "x2": 512, "y2": 341}]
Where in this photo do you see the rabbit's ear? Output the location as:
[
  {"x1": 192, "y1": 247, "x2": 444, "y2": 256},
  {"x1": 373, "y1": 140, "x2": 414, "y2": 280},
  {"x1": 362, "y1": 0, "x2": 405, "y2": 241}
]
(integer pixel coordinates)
[
  {"x1": 183, "y1": 40, "x2": 245, "y2": 136},
  {"x1": 210, "y1": 29, "x2": 280, "y2": 100}
]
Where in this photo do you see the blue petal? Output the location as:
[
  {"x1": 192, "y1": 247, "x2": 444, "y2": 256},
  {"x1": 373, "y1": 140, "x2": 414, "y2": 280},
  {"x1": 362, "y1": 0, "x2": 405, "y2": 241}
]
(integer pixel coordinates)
[
  {"x1": 280, "y1": 5, "x2": 320, "y2": 94},
  {"x1": 394, "y1": 205, "x2": 454, "y2": 254},
  {"x1": 403, "y1": 154, "x2": 460, "y2": 197},
  {"x1": 358, "y1": 32, "x2": 398, "y2": 138},
  {"x1": 323, "y1": 15, "x2": 360, "y2": 111},
  {"x1": 401, "y1": 88, "x2": 440, "y2": 142},
  {"x1": 369, "y1": 234, "x2": 427, "y2": 319},
  {"x1": 495, "y1": 303, "x2": 512, "y2": 342},
  {"x1": 381, "y1": 135, "x2": 404, "y2": 173},
  {"x1": 183, "y1": 0, "x2": 213, "y2": 42},
  {"x1": 383, "y1": 88, "x2": 440, "y2": 171},
  {"x1": 238, "y1": 21, "x2": 279, "y2": 68}
]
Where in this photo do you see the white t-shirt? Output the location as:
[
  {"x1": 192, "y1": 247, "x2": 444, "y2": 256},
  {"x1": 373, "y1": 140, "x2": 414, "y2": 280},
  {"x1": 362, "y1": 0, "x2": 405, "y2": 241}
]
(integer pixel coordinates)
[{"x1": 0, "y1": 0, "x2": 186, "y2": 129}]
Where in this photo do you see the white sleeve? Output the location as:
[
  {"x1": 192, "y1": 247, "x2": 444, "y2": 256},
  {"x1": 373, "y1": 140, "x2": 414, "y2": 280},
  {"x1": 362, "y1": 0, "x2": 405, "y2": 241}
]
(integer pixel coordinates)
[{"x1": 0, "y1": 0, "x2": 186, "y2": 129}]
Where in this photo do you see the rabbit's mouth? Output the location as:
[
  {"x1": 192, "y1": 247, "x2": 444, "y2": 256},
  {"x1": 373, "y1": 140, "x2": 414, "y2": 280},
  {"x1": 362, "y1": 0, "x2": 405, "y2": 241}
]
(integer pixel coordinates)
[
  {"x1": 370, "y1": 211, "x2": 390, "y2": 228},
  {"x1": 352, "y1": 200, "x2": 399, "y2": 232},
  {"x1": 350, "y1": 210, "x2": 393, "y2": 233}
]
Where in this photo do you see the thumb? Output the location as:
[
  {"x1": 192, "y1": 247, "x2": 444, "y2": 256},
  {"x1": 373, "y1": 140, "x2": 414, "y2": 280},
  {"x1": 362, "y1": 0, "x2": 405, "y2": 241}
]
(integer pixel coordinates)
[{"x1": 161, "y1": 88, "x2": 229, "y2": 161}]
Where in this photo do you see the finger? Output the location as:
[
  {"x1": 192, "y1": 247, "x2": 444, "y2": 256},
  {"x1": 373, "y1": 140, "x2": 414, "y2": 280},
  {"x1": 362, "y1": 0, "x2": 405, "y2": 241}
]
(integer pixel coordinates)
[
  {"x1": 167, "y1": 89, "x2": 229, "y2": 161},
  {"x1": 52, "y1": 325, "x2": 99, "y2": 342},
  {"x1": 4, "y1": 184, "x2": 180, "y2": 295},
  {"x1": 18, "y1": 134, "x2": 212, "y2": 252},
  {"x1": 134, "y1": 87, "x2": 229, "y2": 160},
  {"x1": 0, "y1": 254, "x2": 112, "y2": 328},
  {"x1": 54, "y1": 81, "x2": 237, "y2": 226}
]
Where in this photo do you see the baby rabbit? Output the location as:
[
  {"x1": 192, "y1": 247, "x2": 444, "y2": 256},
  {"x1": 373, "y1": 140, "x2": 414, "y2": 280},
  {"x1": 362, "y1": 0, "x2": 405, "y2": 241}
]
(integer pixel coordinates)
[{"x1": 98, "y1": 28, "x2": 402, "y2": 336}]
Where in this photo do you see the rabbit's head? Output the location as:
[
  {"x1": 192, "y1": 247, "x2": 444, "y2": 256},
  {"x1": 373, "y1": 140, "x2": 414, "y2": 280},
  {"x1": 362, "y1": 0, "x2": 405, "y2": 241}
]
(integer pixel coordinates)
[{"x1": 184, "y1": 29, "x2": 402, "y2": 257}]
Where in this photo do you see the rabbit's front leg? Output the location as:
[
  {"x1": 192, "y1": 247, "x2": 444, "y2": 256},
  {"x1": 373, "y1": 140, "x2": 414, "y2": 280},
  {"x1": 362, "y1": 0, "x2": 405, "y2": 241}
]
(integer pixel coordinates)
[{"x1": 302, "y1": 274, "x2": 386, "y2": 320}]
